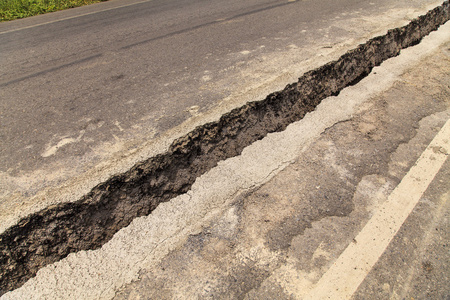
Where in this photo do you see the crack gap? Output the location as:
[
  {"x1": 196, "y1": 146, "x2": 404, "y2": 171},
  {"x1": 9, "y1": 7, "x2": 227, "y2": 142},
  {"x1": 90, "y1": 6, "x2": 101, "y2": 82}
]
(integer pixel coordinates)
[{"x1": 0, "y1": 1, "x2": 448, "y2": 294}]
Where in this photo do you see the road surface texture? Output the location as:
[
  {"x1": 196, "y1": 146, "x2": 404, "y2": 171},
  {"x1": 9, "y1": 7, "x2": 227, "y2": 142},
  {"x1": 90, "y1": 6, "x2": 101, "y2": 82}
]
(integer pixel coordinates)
[
  {"x1": 0, "y1": 0, "x2": 445, "y2": 228},
  {"x1": 0, "y1": 0, "x2": 449, "y2": 299},
  {"x1": 2, "y1": 16, "x2": 449, "y2": 300}
]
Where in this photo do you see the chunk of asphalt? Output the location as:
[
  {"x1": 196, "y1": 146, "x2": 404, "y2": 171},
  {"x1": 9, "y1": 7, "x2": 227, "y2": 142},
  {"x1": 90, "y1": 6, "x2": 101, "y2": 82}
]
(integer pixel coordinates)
[{"x1": 0, "y1": 1, "x2": 449, "y2": 294}]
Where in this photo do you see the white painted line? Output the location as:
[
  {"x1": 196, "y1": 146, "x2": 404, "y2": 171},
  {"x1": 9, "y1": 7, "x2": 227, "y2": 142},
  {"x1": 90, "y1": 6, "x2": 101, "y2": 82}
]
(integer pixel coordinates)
[
  {"x1": 0, "y1": 0, "x2": 154, "y2": 35},
  {"x1": 304, "y1": 118, "x2": 450, "y2": 300}
]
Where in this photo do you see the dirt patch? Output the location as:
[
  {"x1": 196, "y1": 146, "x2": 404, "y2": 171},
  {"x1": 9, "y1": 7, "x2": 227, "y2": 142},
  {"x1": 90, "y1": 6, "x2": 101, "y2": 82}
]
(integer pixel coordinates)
[{"x1": 0, "y1": 2, "x2": 449, "y2": 294}]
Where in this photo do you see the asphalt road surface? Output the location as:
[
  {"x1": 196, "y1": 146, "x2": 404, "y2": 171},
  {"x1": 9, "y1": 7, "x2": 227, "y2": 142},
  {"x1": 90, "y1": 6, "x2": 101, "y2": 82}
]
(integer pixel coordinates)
[
  {"x1": 0, "y1": 1, "x2": 442, "y2": 221},
  {"x1": 0, "y1": 0, "x2": 448, "y2": 298},
  {"x1": 2, "y1": 15, "x2": 449, "y2": 299},
  {"x1": 1, "y1": 0, "x2": 388, "y2": 175}
]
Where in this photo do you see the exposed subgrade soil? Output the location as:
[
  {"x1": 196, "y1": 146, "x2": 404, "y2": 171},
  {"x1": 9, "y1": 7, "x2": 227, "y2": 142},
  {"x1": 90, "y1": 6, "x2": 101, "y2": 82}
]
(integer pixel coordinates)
[{"x1": 0, "y1": 1, "x2": 449, "y2": 294}]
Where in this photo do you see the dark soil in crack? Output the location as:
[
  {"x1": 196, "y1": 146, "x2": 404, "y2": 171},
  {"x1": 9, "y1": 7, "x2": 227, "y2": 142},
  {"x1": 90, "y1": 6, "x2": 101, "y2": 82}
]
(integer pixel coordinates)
[{"x1": 0, "y1": 1, "x2": 449, "y2": 294}]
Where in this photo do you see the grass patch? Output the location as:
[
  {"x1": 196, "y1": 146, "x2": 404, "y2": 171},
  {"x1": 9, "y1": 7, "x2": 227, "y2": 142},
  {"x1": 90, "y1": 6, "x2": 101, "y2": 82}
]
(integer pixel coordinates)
[{"x1": 0, "y1": 0, "x2": 108, "y2": 21}]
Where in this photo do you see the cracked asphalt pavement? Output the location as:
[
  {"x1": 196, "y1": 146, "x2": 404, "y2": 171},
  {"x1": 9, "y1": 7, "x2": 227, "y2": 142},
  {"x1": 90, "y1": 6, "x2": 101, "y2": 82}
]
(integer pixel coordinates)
[{"x1": 0, "y1": 0, "x2": 449, "y2": 299}]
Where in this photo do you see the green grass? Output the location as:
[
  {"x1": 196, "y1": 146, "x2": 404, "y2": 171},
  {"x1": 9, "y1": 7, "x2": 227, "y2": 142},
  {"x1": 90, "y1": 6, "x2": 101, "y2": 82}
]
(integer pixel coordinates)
[{"x1": 0, "y1": 0, "x2": 108, "y2": 21}]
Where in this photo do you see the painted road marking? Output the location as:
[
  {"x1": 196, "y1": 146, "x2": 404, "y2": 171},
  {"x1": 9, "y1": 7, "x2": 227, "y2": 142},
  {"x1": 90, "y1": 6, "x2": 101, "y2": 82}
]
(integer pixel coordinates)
[{"x1": 303, "y1": 118, "x2": 450, "y2": 300}]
